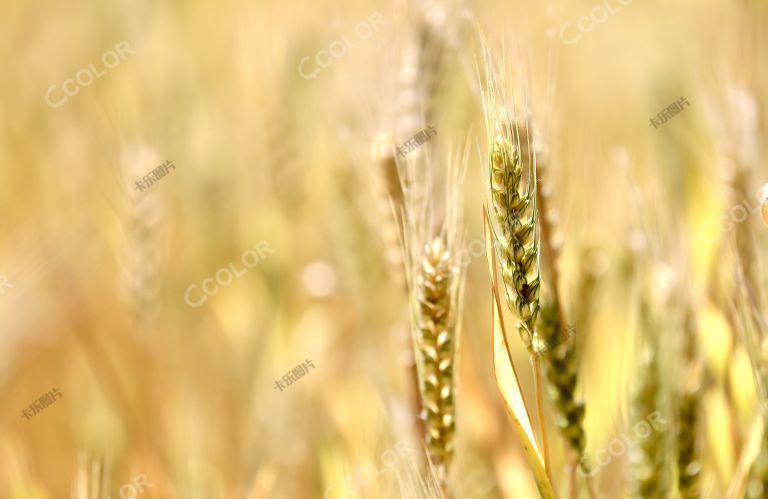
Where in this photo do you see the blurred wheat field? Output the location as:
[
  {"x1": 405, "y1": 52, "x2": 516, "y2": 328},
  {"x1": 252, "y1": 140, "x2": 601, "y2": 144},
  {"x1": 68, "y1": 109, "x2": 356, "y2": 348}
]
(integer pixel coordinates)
[{"x1": 1, "y1": 0, "x2": 767, "y2": 498}]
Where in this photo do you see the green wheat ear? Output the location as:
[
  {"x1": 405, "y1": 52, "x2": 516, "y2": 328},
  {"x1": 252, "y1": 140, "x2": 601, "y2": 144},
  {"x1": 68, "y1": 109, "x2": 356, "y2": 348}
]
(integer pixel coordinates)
[{"x1": 488, "y1": 133, "x2": 540, "y2": 354}]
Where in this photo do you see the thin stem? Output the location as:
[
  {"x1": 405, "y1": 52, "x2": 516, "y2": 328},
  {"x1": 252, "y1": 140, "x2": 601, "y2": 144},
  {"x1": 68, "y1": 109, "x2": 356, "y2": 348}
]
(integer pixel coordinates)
[
  {"x1": 585, "y1": 474, "x2": 597, "y2": 499},
  {"x1": 533, "y1": 355, "x2": 552, "y2": 483},
  {"x1": 569, "y1": 459, "x2": 577, "y2": 499}
]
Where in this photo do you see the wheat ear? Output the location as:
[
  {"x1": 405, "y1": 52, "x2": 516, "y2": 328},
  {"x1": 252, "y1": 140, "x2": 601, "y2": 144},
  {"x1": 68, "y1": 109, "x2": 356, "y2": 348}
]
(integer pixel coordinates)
[
  {"x1": 414, "y1": 237, "x2": 458, "y2": 482},
  {"x1": 537, "y1": 302, "x2": 586, "y2": 459},
  {"x1": 488, "y1": 130, "x2": 540, "y2": 353},
  {"x1": 400, "y1": 142, "x2": 466, "y2": 493}
]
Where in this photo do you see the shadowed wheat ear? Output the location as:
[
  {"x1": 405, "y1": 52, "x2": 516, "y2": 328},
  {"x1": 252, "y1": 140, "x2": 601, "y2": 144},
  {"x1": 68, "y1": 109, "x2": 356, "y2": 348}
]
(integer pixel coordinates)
[
  {"x1": 525, "y1": 123, "x2": 592, "y2": 488},
  {"x1": 629, "y1": 298, "x2": 670, "y2": 499},
  {"x1": 537, "y1": 301, "x2": 586, "y2": 460},
  {"x1": 400, "y1": 143, "x2": 467, "y2": 493}
]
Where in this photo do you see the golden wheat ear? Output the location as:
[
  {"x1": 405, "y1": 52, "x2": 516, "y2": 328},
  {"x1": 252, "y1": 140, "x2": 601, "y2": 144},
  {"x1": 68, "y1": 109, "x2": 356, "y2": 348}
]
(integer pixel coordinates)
[
  {"x1": 414, "y1": 236, "x2": 457, "y2": 483},
  {"x1": 399, "y1": 139, "x2": 467, "y2": 495}
]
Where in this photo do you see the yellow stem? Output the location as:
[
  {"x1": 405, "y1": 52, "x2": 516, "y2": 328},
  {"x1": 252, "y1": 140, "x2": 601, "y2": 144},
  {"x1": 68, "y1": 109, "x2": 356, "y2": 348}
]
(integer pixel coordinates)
[{"x1": 533, "y1": 355, "x2": 552, "y2": 483}]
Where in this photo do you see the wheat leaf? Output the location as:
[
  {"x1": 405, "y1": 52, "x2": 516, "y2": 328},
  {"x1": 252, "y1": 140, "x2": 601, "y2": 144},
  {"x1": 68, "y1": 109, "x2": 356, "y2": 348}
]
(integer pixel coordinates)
[{"x1": 483, "y1": 205, "x2": 556, "y2": 499}]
